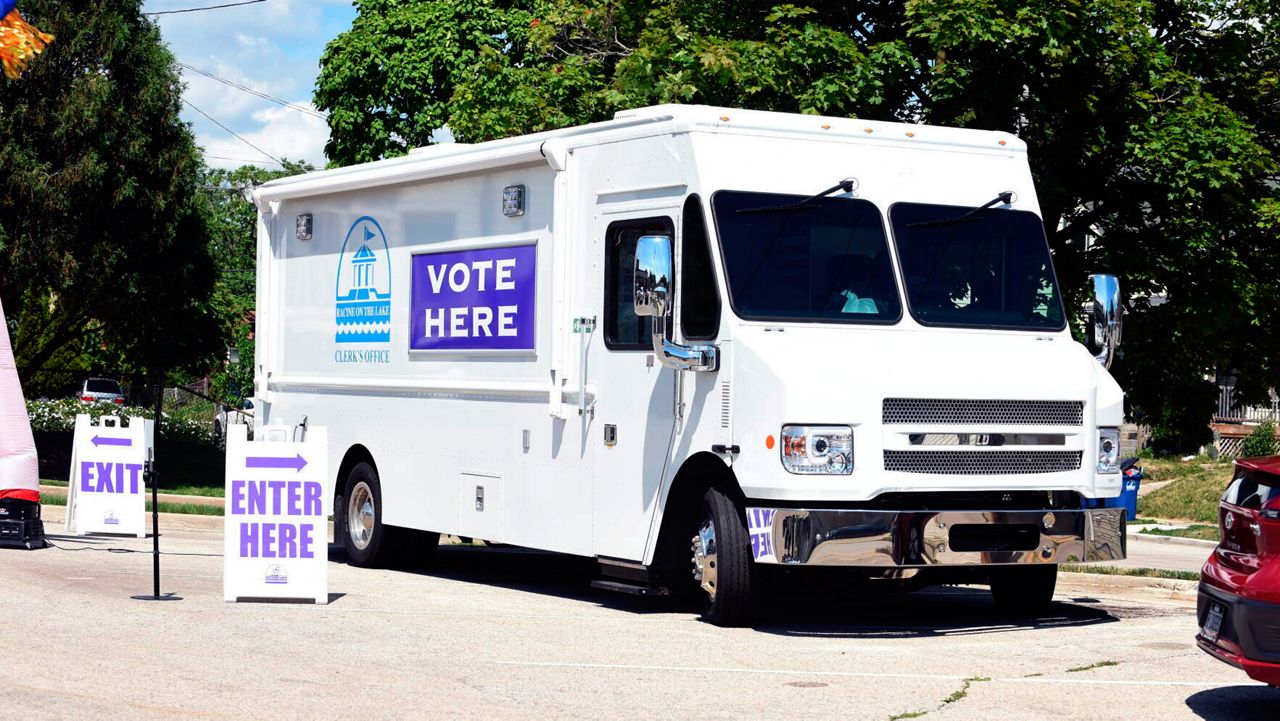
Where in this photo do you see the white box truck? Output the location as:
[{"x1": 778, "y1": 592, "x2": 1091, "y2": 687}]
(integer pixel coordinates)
[{"x1": 251, "y1": 105, "x2": 1127, "y2": 625}]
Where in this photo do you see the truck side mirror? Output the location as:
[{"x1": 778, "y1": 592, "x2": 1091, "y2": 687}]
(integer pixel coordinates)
[
  {"x1": 1084, "y1": 274, "x2": 1122, "y2": 369},
  {"x1": 633, "y1": 234, "x2": 672, "y2": 319},
  {"x1": 632, "y1": 233, "x2": 718, "y2": 373}
]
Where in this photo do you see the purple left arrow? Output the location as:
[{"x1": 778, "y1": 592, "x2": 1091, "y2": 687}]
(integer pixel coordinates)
[
  {"x1": 246, "y1": 454, "x2": 308, "y2": 472},
  {"x1": 91, "y1": 435, "x2": 132, "y2": 447}
]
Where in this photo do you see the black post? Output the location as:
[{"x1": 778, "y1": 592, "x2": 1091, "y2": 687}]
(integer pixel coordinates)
[
  {"x1": 150, "y1": 382, "x2": 162, "y2": 598},
  {"x1": 134, "y1": 381, "x2": 179, "y2": 600}
]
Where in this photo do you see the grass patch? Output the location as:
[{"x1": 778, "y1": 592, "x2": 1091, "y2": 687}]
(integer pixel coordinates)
[
  {"x1": 1130, "y1": 517, "x2": 1161, "y2": 525},
  {"x1": 1061, "y1": 563, "x2": 1199, "y2": 581},
  {"x1": 1140, "y1": 525, "x2": 1220, "y2": 541},
  {"x1": 888, "y1": 676, "x2": 988, "y2": 720},
  {"x1": 37, "y1": 491, "x2": 223, "y2": 516},
  {"x1": 1067, "y1": 660, "x2": 1119, "y2": 673},
  {"x1": 42, "y1": 478, "x2": 222, "y2": 498},
  {"x1": 164, "y1": 485, "x2": 224, "y2": 498},
  {"x1": 1137, "y1": 459, "x2": 1234, "y2": 523},
  {"x1": 151, "y1": 502, "x2": 223, "y2": 516}
]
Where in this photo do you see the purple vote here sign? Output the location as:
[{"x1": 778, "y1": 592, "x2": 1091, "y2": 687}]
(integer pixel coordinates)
[{"x1": 410, "y1": 244, "x2": 537, "y2": 352}]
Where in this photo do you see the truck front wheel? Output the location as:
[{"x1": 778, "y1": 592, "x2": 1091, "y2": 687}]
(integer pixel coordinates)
[
  {"x1": 341, "y1": 462, "x2": 438, "y2": 568},
  {"x1": 691, "y1": 487, "x2": 759, "y2": 627},
  {"x1": 989, "y1": 565, "x2": 1058, "y2": 616}
]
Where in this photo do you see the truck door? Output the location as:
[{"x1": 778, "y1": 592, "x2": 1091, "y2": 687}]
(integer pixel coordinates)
[
  {"x1": 669, "y1": 193, "x2": 725, "y2": 457},
  {"x1": 592, "y1": 213, "x2": 678, "y2": 560}
]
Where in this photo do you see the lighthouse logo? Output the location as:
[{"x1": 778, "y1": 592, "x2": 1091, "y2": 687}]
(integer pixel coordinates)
[{"x1": 335, "y1": 216, "x2": 392, "y2": 344}]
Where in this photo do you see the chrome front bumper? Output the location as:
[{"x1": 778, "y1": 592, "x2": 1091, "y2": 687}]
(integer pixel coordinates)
[{"x1": 744, "y1": 507, "x2": 1126, "y2": 567}]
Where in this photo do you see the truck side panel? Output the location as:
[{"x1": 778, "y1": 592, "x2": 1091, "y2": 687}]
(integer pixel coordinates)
[{"x1": 258, "y1": 163, "x2": 597, "y2": 556}]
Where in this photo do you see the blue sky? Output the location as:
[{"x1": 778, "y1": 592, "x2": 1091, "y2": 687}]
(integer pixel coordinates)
[{"x1": 142, "y1": 0, "x2": 358, "y2": 169}]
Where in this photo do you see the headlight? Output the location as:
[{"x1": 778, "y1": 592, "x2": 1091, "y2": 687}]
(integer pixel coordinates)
[
  {"x1": 781, "y1": 425, "x2": 853, "y2": 475},
  {"x1": 1097, "y1": 427, "x2": 1120, "y2": 473}
]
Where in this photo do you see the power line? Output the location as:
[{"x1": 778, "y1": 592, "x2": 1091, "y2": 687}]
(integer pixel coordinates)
[
  {"x1": 145, "y1": 0, "x2": 268, "y2": 15},
  {"x1": 180, "y1": 63, "x2": 326, "y2": 120},
  {"x1": 204, "y1": 153, "x2": 285, "y2": 166},
  {"x1": 181, "y1": 98, "x2": 282, "y2": 166}
]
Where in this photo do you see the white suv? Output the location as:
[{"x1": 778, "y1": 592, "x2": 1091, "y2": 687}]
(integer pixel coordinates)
[{"x1": 214, "y1": 398, "x2": 254, "y2": 445}]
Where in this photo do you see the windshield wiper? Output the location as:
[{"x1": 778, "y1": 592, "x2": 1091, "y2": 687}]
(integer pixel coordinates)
[
  {"x1": 906, "y1": 191, "x2": 1014, "y2": 228},
  {"x1": 735, "y1": 178, "x2": 857, "y2": 214}
]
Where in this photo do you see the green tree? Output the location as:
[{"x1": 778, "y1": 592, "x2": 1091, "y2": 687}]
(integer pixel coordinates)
[
  {"x1": 0, "y1": 0, "x2": 220, "y2": 390},
  {"x1": 1241, "y1": 419, "x2": 1278, "y2": 458},
  {"x1": 201, "y1": 160, "x2": 311, "y2": 405},
  {"x1": 317, "y1": 0, "x2": 1280, "y2": 451}
]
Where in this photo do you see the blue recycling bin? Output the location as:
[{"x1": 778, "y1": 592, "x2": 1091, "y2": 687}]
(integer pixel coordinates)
[{"x1": 1119, "y1": 476, "x2": 1140, "y2": 521}]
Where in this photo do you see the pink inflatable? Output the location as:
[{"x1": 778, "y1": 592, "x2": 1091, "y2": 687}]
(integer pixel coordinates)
[{"x1": 0, "y1": 297, "x2": 39, "y2": 503}]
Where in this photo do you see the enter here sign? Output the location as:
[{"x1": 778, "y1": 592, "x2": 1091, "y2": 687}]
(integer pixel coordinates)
[{"x1": 223, "y1": 424, "x2": 329, "y2": 604}]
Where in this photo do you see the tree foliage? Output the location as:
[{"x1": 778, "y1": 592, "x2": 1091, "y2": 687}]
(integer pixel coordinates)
[
  {"x1": 317, "y1": 0, "x2": 1280, "y2": 451},
  {"x1": 0, "y1": 0, "x2": 218, "y2": 389},
  {"x1": 201, "y1": 161, "x2": 312, "y2": 405},
  {"x1": 1241, "y1": 419, "x2": 1278, "y2": 459}
]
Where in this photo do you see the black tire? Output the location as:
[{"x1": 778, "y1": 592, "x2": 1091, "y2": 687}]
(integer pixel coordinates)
[
  {"x1": 694, "y1": 487, "x2": 760, "y2": 627},
  {"x1": 341, "y1": 462, "x2": 439, "y2": 568},
  {"x1": 990, "y1": 565, "x2": 1058, "y2": 616}
]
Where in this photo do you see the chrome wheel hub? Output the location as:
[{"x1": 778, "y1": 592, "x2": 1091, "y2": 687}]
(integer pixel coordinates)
[
  {"x1": 691, "y1": 516, "x2": 718, "y2": 601},
  {"x1": 347, "y1": 481, "x2": 375, "y2": 551}
]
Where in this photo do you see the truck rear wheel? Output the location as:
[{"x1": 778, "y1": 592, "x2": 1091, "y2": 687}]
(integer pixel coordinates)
[
  {"x1": 989, "y1": 565, "x2": 1058, "y2": 616},
  {"x1": 691, "y1": 487, "x2": 759, "y2": 627},
  {"x1": 341, "y1": 462, "x2": 438, "y2": 568}
]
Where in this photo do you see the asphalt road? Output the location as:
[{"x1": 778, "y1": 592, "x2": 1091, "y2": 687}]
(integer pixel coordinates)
[{"x1": 4, "y1": 507, "x2": 1274, "y2": 720}]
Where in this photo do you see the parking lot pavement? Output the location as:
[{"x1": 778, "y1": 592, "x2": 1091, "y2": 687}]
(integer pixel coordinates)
[{"x1": 5, "y1": 507, "x2": 1276, "y2": 720}]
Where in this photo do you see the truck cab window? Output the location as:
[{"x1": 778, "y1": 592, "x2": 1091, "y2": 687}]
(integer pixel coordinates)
[
  {"x1": 605, "y1": 217, "x2": 675, "y2": 350},
  {"x1": 889, "y1": 202, "x2": 1065, "y2": 331},
  {"x1": 680, "y1": 195, "x2": 720, "y2": 340},
  {"x1": 711, "y1": 191, "x2": 901, "y2": 324}
]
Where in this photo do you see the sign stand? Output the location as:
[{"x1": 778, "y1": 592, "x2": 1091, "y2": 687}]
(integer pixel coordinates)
[
  {"x1": 224, "y1": 423, "x2": 329, "y2": 604},
  {"x1": 65, "y1": 414, "x2": 152, "y2": 537},
  {"x1": 133, "y1": 385, "x2": 181, "y2": 601}
]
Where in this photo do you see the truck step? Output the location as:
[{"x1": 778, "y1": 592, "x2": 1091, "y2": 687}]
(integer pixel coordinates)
[{"x1": 590, "y1": 579, "x2": 672, "y2": 597}]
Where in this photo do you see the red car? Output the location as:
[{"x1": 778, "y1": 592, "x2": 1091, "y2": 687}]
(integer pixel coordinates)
[{"x1": 1197, "y1": 454, "x2": 1280, "y2": 686}]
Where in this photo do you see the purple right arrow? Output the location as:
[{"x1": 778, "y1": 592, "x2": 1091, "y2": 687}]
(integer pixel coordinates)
[{"x1": 245, "y1": 454, "x2": 308, "y2": 472}]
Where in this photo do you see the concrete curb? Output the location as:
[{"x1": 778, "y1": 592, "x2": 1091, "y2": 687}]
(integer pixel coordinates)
[
  {"x1": 1127, "y1": 529, "x2": 1218, "y2": 549},
  {"x1": 1059, "y1": 571, "x2": 1198, "y2": 603}
]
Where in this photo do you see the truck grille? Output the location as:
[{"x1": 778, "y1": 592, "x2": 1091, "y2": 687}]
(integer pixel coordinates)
[
  {"x1": 883, "y1": 450, "x2": 1083, "y2": 475},
  {"x1": 882, "y1": 399, "x2": 1084, "y2": 426}
]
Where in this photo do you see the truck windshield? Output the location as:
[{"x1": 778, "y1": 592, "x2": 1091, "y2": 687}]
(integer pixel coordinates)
[
  {"x1": 889, "y1": 203, "x2": 1065, "y2": 331},
  {"x1": 711, "y1": 191, "x2": 901, "y2": 323}
]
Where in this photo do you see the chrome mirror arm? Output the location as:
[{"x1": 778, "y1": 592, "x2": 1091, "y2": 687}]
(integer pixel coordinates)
[{"x1": 651, "y1": 333, "x2": 719, "y2": 373}]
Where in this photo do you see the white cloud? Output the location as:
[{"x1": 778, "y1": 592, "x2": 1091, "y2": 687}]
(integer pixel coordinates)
[
  {"x1": 142, "y1": 0, "x2": 357, "y2": 169},
  {"x1": 198, "y1": 103, "x2": 329, "y2": 170}
]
